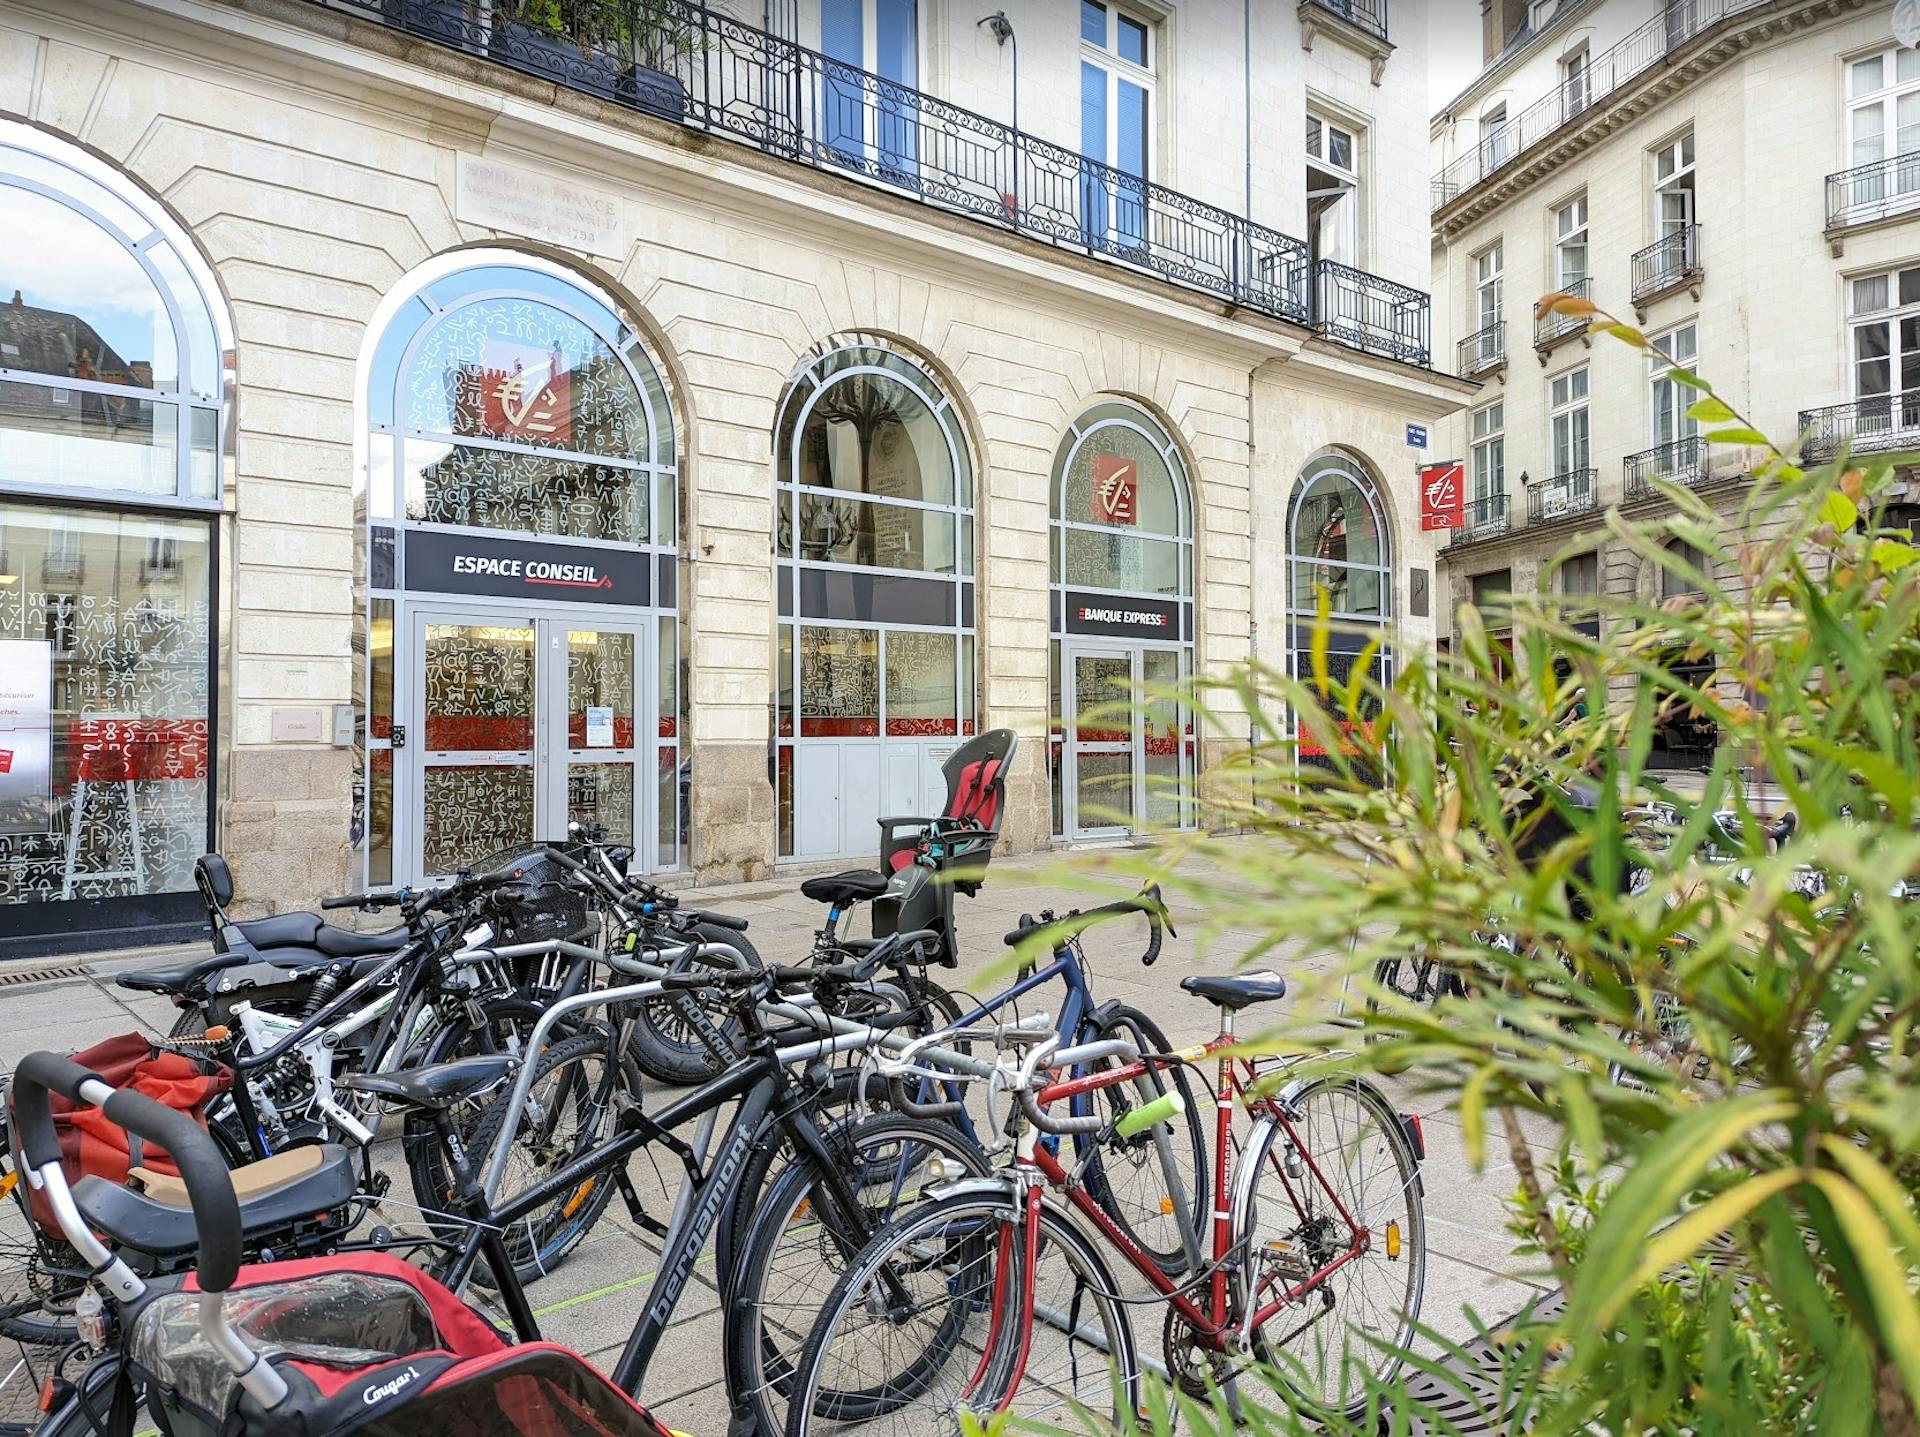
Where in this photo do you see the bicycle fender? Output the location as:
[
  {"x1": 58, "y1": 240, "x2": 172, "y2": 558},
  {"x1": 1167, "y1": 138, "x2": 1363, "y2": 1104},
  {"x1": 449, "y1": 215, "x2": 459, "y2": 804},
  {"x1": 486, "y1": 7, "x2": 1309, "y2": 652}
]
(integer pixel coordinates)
[{"x1": 926, "y1": 1175, "x2": 1021, "y2": 1211}]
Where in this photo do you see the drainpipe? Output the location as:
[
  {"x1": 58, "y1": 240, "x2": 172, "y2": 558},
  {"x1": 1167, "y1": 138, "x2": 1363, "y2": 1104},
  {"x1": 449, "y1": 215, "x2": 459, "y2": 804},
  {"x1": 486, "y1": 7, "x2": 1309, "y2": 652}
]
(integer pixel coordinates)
[{"x1": 1244, "y1": 0, "x2": 1253, "y2": 220}]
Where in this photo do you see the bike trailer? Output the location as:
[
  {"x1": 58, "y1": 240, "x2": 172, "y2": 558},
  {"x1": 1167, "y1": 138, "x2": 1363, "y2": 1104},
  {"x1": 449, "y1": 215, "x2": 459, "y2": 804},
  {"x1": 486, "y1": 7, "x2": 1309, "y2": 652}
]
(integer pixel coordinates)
[
  {"x1": 4, "y1": 1031, "x2": 230, "y2": 1239},
  {"x1": 124, "y1": 1252, "x2": 676, "y2": 1437}
]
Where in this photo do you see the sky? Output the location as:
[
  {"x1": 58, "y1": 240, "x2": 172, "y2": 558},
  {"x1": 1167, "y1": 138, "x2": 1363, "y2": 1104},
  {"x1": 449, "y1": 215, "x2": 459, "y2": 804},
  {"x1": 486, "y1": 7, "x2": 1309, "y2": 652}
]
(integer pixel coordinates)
[{"x1": 1427, "y1": 0, "x2": 1493, "y2": 113}]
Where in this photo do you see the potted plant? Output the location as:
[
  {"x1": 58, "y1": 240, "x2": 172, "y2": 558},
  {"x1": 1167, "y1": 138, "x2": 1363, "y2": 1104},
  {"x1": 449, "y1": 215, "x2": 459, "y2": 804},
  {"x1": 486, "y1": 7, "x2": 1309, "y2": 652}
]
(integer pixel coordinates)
[{"x1": 487, "y1": 0, "x2": 697, "y2": 122}]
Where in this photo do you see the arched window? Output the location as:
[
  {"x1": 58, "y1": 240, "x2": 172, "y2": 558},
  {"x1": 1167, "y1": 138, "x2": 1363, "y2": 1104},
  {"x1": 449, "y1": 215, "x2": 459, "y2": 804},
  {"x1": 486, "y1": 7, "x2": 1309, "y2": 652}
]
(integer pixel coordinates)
[
  {"x1": 1285, "y1": 455, "x2": 1394, "y2": 764},
  {"x1": 1047, "y1": 401, "x2": 1195, "y2": 839},
  {"x1": 360, "y1": 256, "x2": 681, "y2": 885},
  {"x1": 773, "y1": 339, "x2": 975, "y2": 860},
  {"x1": 0, "y1": 123, "x2": 229, "y2": 937}
]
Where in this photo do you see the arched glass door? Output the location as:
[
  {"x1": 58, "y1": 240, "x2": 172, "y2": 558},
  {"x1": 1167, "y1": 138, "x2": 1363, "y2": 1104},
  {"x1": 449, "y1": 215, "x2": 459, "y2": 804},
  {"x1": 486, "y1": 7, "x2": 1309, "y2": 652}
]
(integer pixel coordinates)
[
  {"x1": 1047, "y1": 400, "x2": 1195, "y2": 838},
  {"x1": 358, "y1": 259, "x2": 681, "y2": 884}
]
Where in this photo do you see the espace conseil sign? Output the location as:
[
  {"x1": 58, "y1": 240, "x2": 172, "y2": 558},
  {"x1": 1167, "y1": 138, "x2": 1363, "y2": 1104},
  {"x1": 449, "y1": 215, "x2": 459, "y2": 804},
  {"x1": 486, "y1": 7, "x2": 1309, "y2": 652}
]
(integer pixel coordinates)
[{"x1": 403, "y1": 530, "x2": 651, "y2": 607}]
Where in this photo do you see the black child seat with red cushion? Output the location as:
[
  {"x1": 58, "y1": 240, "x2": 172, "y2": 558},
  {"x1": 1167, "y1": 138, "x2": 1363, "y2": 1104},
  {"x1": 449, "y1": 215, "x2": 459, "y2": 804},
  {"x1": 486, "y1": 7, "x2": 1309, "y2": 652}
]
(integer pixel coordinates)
[{"x1": 124, "y1": 1253, "x2": 675, "y2": 1437}]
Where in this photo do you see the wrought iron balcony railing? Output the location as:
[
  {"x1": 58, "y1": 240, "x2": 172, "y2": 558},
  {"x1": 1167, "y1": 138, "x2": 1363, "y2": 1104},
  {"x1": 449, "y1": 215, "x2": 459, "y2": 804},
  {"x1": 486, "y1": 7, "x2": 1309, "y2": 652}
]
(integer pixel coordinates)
[
  {"x1": 1431, "y1": 0, "x2": 1767, "y2": 213},
  {"x1": 1446, "y1": 491, "x2": 1511, "y2": 548},
  {"x1": 1536, "y1": 276, "x2": 1590, "y2": 347},
  {"x1": 1527, "y1": 468, "x2": 1596, "y2": 524},
  {"x1": 1302, "y1": 0, "x2": 1389, "y2": 42},
  {"x1": 1630, "y1": 225, "x2": 1701, "y2": 301},
  {"x1": 320, "y1": 0, "x2": 1430, "y2": 366},
  {"x1": 1312, "y1": 260, "x2": 1430, "y2": 365},
  {"x1": 1623, "y1": 435, "x2": 1707, "y2": 500},
  {"x1": 1457, "y1": 321, "x2": 1505, "y2": 378},
  {"x1": 1826, "y1": 152, "x2": 1920, "y2": 230},
  {"x1": 1799, "y1": 392, "x2": 1920, "y2": 463}
]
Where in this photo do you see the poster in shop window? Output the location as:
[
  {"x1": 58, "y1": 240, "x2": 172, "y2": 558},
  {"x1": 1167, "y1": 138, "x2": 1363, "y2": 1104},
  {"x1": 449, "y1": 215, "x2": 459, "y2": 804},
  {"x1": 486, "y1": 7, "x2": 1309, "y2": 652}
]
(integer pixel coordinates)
[{"x1": 0, "y1": 639, "x2": 53, "y2": 836}]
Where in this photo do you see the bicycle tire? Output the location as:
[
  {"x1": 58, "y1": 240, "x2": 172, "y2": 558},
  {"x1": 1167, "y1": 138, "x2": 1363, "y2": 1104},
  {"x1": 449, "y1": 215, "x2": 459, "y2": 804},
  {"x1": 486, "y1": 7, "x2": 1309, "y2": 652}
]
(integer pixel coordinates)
[
  {"x1": 165, "y1": 1005, "x2": 209, "y2": 1040},
  {"x1": 1243, "y1": 1074, "x2": 1425, "y2": 1419},
  {"x1": 784, "y1": 1190, "x2": 1138, "y2": 1437},
  {"x1": 429, "y1": 1030, "x2": 630, "y2": 1285},
  {"x1": 714, "y1": 971, "x2": 963, "y2": 1285},
  {"x1": 722, "y1": 1112, "x2": 989, "y2": 1437},
  {"x1": 623, "y1": 923, "x2": 763, "y2": 1086},
  {"x1": 1075, "y1": 1002, "x2": 1209, "y2": 1273}
]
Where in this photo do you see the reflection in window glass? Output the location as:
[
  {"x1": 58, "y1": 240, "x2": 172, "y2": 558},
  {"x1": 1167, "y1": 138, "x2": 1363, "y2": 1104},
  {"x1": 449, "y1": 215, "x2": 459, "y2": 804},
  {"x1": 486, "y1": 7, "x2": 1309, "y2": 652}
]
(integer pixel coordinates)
[
  {"x1": 0, "y1": 379, "x2": 176, "y2": 496},
  {"x1": 0, "y1": 186, "x2": 177, "y2": 389},
  {"x1": 1062, "y1": 527, "x2": 1182, "y2": 594},
  {"x1": 1291, "y1": 562, "x2": 1384, "y2": 616},
  {"x1": 884, "y1": 629, "x2": 956, "y2": 736},
  {"x1": 787, "y1": 492, "x2": 955, "y2": 573},
  {"x1": 799, "y1": 627, "x2": 879, "y2": 737},
  {"x1": 404, "y1": 439, "x2": 649, "y2": 545},
  {"x1": 1060, "y1": 423, "x2": 1182, "y2": 536},
  {"x1": 793, "y1": 371, "x2": 956, "y2": 506},
  {"x1": 0, "y1": 504, "x2": 212, "y2": 904},
  {"x1": 1291, "y1": 472, "x2": 1383, "y2": 567}
]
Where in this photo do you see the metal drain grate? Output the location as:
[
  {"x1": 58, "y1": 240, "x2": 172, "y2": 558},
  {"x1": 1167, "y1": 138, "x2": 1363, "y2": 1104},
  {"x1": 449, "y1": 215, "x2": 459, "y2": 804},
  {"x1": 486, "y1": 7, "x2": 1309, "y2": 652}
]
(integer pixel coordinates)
[{"x1": 0, "y1": 960, "x2": 94, "y2": 988}]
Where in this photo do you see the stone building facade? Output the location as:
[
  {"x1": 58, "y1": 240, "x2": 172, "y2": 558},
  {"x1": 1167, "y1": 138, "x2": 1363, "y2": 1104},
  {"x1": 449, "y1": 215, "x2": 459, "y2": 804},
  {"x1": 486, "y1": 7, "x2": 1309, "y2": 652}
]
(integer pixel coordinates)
[
  {"x1": 1429, "y1": 0, "x2": 1920, "y2": 760},
  {"x1": 0, "y1": 0, "x2": 1470, "y2": 952}
]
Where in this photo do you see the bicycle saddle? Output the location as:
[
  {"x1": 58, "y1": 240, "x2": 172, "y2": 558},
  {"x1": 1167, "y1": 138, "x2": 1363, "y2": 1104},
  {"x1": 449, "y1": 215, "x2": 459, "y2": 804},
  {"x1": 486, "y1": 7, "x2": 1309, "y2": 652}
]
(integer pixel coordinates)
[
  {"x1": 800, "y1": 870, "x2": 890, "y2": 908},
  {"x1": 116, "y1": 951, "x2": 246, "y2": 995},
  {"x1": 74, "y1": 1144, "x2": 357, "y2": 1272},
  {"x1": 338, "y1": 1054, "x2": 518, "y2": 1111},
  {"x1": 1180, "y1": 972, "x2": 1289, "y2": 1010}
]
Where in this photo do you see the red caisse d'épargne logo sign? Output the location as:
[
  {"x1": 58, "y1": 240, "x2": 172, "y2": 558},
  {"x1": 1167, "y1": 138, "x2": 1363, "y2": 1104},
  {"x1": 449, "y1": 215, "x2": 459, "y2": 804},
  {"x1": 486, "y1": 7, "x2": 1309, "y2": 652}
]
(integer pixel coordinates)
[
  {"x1": 1091, "y1": 454, "x2": 1137, "y2": 525},
  {"x1": 1420, "y1": 462, "x2": 1465, "y2": 531}
]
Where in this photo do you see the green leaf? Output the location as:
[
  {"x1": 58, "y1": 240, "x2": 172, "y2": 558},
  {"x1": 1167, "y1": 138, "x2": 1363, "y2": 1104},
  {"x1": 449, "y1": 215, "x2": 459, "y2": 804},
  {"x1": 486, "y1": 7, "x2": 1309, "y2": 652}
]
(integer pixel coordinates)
[
  {"x1": 1870, "y1": 537, "x2": 1918, "y2": 571},
  {"x1": 1707, "y1": 427, "x2": 1769, "y2": 445},
  {"x1": 1819, "y1": 490, "x2": 1861, "y2": 531},
  {"x1": 1665, "y1": 368, "x2": 1710, "y2": 392},
  {"x1": 1601, "y1": 322, "x2": 1649, "y2": 347},
  {"x1": 1685, "y1": 396, "x2": 1737, "y2": 423},
  {"x1": 1808, "y1": 1171, "x2": 1920, "y2": 1409}
]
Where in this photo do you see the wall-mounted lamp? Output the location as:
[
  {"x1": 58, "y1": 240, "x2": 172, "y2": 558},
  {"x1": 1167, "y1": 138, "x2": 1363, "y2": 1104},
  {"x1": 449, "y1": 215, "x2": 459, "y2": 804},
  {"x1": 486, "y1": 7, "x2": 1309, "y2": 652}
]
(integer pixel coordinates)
[{"x1": 977, "y1": 9, "x2": 1020, "y2": 206}]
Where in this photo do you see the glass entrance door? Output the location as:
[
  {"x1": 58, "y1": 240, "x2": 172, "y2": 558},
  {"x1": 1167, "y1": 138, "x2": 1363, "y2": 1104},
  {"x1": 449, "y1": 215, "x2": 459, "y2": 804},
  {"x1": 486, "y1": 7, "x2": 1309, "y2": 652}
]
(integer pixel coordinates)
[
  {"x1": 402, "y1": 610, "x2": 651, "y2": 881},
  {"x1": 1064, "y1": 646, "x2": 1137, "y2": 838}
]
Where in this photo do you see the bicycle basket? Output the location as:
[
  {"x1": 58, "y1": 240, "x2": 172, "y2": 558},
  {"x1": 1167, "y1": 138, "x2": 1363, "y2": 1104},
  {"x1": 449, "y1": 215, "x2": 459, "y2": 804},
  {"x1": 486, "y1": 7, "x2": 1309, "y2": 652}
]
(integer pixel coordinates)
[
  {"x1": 125, "y1": 1254, "x2": 673, "y2": 1437},
  {"x1": 472, "y1": 843, "x2": 599, "y2": 947}
]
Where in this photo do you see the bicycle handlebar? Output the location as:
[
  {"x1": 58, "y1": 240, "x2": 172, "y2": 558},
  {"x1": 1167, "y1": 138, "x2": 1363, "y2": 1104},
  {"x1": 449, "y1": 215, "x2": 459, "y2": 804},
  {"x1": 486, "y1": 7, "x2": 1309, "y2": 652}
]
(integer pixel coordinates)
[{"x1": 1003, "y1": 885, "x2": 1173, "y2": 967}]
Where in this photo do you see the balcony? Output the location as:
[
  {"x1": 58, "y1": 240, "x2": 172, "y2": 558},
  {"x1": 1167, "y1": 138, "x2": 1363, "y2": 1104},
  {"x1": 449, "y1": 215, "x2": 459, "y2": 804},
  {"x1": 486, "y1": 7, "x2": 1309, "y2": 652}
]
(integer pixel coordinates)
[
  {"x1": 1301, "y1": 0, "x2": 1389, "y2": 43},
  {"x1": 1826, "y1": 152, "x2": 1920, "y2": 233},
  {"x1": 1446, "y1": 491, "x2": 1512, "y2": 549},
  {"x1": 1312, "y1": 260, "x2": 1430, "y2": 365},
  {"x1": 1630, "y1": 225, "x2": 1702, "y2": 307},
  {"x1": 1457, "y1": 321, "x2": 1506, "y2": 379},
  {"x1": 1432, "y1": 0, "x2": 1767, "y2": 215},
  {"x1": 1535, "y1": 276, "x2": 1590, "y2": 350},
  {"x1": 1799, "y1": 392, "x2": 1920, "y2": 464},
  {"x1": 1623, "y1": 436, "x2": 1707, "y2": 500},
  {"x1": 323, "y1": 0, "x2": 1430, "y2": 367},
  {"x1": 1526, "y1": 468, "x2": 1597, "y2": 525}
]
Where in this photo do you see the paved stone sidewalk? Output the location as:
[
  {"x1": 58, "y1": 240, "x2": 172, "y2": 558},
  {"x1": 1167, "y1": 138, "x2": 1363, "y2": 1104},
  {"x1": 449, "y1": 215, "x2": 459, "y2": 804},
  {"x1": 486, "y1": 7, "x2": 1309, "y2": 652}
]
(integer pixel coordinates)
[{"x1": 0, "y1": 843, "x2": 1555, "y2": 1433}]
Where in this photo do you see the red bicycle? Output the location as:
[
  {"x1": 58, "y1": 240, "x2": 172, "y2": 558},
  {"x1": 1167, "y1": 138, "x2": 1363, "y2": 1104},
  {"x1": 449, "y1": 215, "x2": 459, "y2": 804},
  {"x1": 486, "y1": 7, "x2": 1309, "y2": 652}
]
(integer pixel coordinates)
[{"x1": 785, "y1": 933, "x2": 1427, "y2": 1436}]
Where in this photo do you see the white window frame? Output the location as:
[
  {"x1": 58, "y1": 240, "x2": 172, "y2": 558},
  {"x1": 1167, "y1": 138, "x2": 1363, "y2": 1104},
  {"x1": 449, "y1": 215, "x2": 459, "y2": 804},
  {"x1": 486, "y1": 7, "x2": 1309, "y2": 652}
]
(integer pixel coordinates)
[
  {"x1": 1847, "y1": 265, "x2": 1920, "y2": 403},
  {"x1": 1470, "y1": 400, "x2": 1505, "y2": 508},
  {"x1": 1553, "y1": 194, "x2": 1589, "y2": 290},
  {"x1": 1562, "y1": 45, "x2": 1590, "y2": 117},
  {"x1": 1549, "y1": 366, "x2": 1591, "y2": 476},
  {"x1": 1482, "y1": 103, "x2": 1511, "y2": 169},
  {"x1": 1307, "y1": 109, "x2": 1362, "y2": 269},
  {"x1": 1475, "y1": 241, "x2": 1504, "y2": 334},
  {"x1": 1649, "y1": 322, "x2": 1700, "y2": 449},
  {"x1": 1847, "y1": 48, "x2": 1920, "y2": 216},
  {"x1": 1653, "y1": 130, "x2": 1696, "y2": 243},
  {"x1": 1080, "y1": 1, "x2": 1155, "y2": 181}
]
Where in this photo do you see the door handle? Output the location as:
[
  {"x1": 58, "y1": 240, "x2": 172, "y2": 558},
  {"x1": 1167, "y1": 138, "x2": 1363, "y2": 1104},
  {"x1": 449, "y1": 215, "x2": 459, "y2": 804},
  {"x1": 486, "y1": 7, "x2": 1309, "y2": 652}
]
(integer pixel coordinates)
[{"x1": 391, "y1": 724, "x2": 407, "y2": 750}]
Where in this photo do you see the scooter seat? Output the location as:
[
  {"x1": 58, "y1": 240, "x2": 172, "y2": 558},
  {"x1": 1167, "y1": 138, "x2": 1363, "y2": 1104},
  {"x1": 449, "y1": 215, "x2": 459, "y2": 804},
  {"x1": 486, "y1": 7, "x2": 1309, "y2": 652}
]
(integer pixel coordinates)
[
  {"x1": 116, "y1": 952, "x2": 245, "y2": 996},
  {"x1": 74, "y1": 1144, "x2": 357, "y2": 1271},
  {"x1": 232, "y1": 912, "x2": 324, "y2": 949}
]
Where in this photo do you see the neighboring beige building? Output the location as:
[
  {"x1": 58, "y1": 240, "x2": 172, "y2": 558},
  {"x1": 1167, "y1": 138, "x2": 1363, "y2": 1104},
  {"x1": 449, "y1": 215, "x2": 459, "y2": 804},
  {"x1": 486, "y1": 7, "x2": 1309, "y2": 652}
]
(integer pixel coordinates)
[
  {"x1": 1429, "y1": 0, "x2": 1920, "y2": 761},
  {"x1": 0, "y1": 0, "x2": 1471, "y2": 953}
]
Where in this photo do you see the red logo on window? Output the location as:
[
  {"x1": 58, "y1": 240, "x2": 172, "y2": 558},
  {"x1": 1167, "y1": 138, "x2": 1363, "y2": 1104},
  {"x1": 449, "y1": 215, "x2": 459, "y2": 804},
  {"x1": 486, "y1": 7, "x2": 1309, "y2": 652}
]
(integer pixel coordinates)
[
  {"x1": 1092, "y1": 454, "x2": 1137, "y2": 525},
  {"x1": 1420, "y1": 462, "x2": 1465, "y2": 531},
  {"x1": 455, "y1": 340, "x2": 574, "y2": 445},
  {"x1": 0, "y1": 750, "x2": 11, "y2": 774}
]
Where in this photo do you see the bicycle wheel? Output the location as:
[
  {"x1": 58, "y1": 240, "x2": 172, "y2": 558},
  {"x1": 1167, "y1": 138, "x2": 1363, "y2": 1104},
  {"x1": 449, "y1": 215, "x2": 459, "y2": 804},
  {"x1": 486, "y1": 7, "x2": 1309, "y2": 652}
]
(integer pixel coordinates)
[
  {"x1": 0, "y1": 1189, "x2": 79, "y2": 1431},
  {"x1": 1076, "y1": 1003, "x2": 1209, "y2": 1272},
  {"x1": 1241, "y1": 1075, "x2": 1424, "y2": 1418},
  {"x1": 785, "y1": 1191, "x2": 1137, "y2": 1437},
  {"x1": 716, "y1": 971, "x2": 964, "y2": 1287},
  {"x1": 449, "y1": 1030, "x2": 630, "y2": 1284},
  {"x1": 624, "y1": 924, "x2": 761, "y2": 1086},
  {"x1": 725, "y1": 1112, "x2": 989, "y2": 1437}
]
